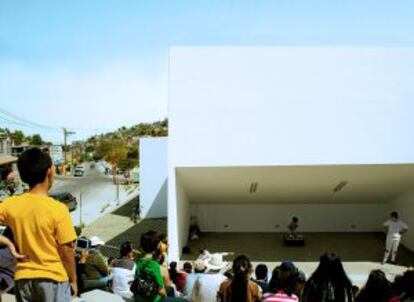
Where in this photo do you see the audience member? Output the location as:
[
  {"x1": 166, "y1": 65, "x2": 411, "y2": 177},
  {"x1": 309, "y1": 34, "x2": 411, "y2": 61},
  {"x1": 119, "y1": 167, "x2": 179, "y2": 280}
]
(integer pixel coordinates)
[
  {"x1": 153, "y1": 249, "x2": 175, "y2": 297},
  {"x1": 303, "y1": 253, "x2": 353, "y2": 302},
  {"x1": 132, "y1": 230, "x2": 166, "y2": 302},
  {"x1": 218, "y1": 255, "x2": 262, "y2": 302},
  {"x1": 184, "y1": 258, "x2": 227, "y2": 302},
  {"x1": 75, "y1": 249, "x2": 89, "y2": 295},
  {"x1": 355, "y1": 269, "x2": 399, "y2": 302},
  {"x1": 183, "y1": 262, "x2": 192, "y2": 274},
  {"x1": 0, "y1": 229, "x2": 27, "y2": 296},
  {"x1": 0, "y1": 148, "x2": 77, "y2": 301},
  {"x1": 112, "y1": 241, "x2": 136, "y2": 300},
  {"x1": 263, "y1": 261, "x2": 299, "y2": 302},
  {"x1": 84, "y1": 236, "x2": 112, "y2": 287},
  {"x1": 168, "y1": 261, "x2": 187, "y2": 293},
  {"x1": 393, "y1": 269, "x2": 414, "y2": 302},
  {"x1": 253, "y1": 264, "x2": 269, "y2": 293}
]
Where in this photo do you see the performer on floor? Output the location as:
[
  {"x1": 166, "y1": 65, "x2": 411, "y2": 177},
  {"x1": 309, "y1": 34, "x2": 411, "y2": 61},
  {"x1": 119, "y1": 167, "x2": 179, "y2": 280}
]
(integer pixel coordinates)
[
  {"x1": 383, "y1": 211, "x2": 408, "y2": 264},
  {"x1": 288, "y1": 216, "x2": 299, "y2": 238}
]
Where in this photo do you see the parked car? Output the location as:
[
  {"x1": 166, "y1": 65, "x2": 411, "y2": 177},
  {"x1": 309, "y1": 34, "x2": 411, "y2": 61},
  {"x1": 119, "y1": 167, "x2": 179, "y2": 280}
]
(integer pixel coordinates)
[
  {"x1": 49, "y1": 192, "x2": 78, "y2": 212},
  {"x1": 74, "y1": 166, "x2": 85, "y2": 177}
]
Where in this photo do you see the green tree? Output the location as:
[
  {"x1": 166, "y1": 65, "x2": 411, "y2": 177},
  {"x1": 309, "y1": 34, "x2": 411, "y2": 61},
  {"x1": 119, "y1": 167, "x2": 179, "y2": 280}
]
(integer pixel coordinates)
[
  {"x1": 29, "y1": 134, "x2": 43, "y2": 146},
  {"x1": 11, "y1": 130, "x2": 25, "y2": 145}
]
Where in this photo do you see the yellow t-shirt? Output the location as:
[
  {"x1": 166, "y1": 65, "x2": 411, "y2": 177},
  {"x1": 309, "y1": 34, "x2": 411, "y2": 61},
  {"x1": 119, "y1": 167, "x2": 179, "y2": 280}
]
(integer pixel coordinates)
[{"x1": 0, "y1": 193, "x2": 77, "y2": 282}]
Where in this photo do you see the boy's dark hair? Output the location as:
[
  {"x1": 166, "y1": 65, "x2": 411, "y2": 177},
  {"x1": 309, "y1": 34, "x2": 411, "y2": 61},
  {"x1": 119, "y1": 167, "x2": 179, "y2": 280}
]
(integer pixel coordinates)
[
  {"x1": 17, "y1": 148, "x2": 52, "y2": 189},
  {"x1": 183, "y1": 262, "x2": 192, "y2": 273},
  {"x1": 292, "y1": 217, "x2": 299, "y2": 222},
  {"x1": 255, "y1": 264, "x2": 268, "y2": 281},
  {"x1": 140, "y1": 230, "x2": 160, "y2": 254},
  {"x1": 391, "y1": 212, "x2": 399, "y2": 219},
  {"x1": 120, "y1": 241, "x2": 133, "y2": 257}
]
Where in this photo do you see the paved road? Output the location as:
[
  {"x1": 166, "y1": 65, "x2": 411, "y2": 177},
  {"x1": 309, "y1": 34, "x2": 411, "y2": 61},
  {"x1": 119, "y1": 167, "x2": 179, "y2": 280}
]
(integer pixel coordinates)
[{"x1": 51, "y1": 162, "x2": 127, "y2": 226}]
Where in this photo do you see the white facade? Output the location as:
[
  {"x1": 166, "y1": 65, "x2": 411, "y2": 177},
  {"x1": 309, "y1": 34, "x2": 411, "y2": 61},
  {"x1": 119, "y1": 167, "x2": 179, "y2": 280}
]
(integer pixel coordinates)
[
  {"x1": 139, "y1": 137, "x2": 168, "y2": 218},
  {"x1": 166, "y1": 47, "x2": 414, "y2": 260}
]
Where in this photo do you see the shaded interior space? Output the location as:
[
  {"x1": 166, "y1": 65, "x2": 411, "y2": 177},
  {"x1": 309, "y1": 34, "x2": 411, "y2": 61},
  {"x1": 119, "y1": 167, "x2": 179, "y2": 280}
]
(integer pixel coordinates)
[{"x1": 181, "y1": 232, "x2": 414, "y2": 266}]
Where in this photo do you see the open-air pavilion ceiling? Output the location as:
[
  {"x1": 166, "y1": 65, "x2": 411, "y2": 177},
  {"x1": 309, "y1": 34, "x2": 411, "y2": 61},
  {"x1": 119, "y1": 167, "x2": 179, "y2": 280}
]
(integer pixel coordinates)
[{"x1": 176, "y1": 164, "x2": 414, "y2": 204}]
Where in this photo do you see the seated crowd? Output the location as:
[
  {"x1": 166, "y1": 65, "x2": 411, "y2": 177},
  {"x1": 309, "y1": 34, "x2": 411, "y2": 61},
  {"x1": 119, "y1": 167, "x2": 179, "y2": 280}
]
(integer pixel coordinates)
[{"x1": 71, "y1": 230, "x2": 414, "y2": 302}]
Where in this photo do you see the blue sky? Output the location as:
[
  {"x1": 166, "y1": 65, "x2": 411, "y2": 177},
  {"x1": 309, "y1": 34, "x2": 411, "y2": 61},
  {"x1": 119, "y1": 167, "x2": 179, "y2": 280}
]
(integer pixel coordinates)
[{"x1": 1, "y1": 0, "x2": 414, "y2": 143}]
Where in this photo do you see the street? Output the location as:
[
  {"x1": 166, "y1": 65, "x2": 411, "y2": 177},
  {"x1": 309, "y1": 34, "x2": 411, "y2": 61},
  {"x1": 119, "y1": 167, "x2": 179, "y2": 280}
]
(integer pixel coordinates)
[{"x1": 51, "y1": 162, "x2": 138, "y2": 226}]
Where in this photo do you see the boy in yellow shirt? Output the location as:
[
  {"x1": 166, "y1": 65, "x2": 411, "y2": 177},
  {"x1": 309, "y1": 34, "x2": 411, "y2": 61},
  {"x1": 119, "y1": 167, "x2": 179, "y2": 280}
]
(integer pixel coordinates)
[{"x1": 0, "y1": 148, "x2": 77, "y2": 301}]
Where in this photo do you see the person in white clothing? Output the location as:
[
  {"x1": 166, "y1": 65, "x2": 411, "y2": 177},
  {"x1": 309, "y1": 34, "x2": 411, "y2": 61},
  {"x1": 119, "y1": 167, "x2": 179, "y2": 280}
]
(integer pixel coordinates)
[{"x1": 383, "y1": 211, "x2": 408, "y2": 264}]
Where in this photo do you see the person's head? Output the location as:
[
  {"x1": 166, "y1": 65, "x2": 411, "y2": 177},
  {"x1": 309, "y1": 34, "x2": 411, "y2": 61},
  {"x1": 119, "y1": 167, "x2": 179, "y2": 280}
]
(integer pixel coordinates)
[
  {"x1": 158, "y1": 233, "x2": 168, "y2": 253},
  {"x1": 169, "y1": 261, "x2": 178, "y2": 271},
  {"x1": 183, "y1": 262, "x2": 193, "y2": 274},
  {"x1": 393, "y1": 269, "x2": 414, "y2": 298},
  {"x1": 90, "y1": 236, "x2": 105, "y2": 249},
  {"x1": 292, "y1": 217, "x2": 299, "y2": 223},
  {"x1": 140, "y1": 230, "x2": 161, "y2": 254},
  {"x1": 356, "y1": 270, "x2": 393, "y2": 302},
  {"x1": 120, "y1": 241, "x2": 133, "y2": 259},
  {"x1": 17, "y1": 148, "x2": 54, "y2": 190},
  {"x1": 311, "y1": 253, "x2": 351, "y2": 287},
  {"x1": 152, "y1": 249, "x2": 165, "y2": 265},
  {"x1": 268, "y1": 261, "x2": 298, "y2": 296},
  {"x1": 231, "y1": 255, "x2": 253, "y2": 302},
  {"x1": 255, "y1": 264, "x2": 268, "y2": 281},
  {"x1": 193, "y1": 259, "x2": 207, "y2": 273},
  {"x1": 390, "y1": 211, "x2": 399, "y2": 221}
]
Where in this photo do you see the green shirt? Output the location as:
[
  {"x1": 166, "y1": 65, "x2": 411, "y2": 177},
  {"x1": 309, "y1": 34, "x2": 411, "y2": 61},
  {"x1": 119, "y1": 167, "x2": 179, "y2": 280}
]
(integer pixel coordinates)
[{"x1": 135, "y1": 257, "x2": 165, "y2": 302}]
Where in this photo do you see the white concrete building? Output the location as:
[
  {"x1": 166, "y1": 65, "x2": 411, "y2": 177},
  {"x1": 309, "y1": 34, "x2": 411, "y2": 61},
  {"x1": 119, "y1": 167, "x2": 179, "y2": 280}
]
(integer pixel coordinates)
[{"x1": 141, "y1": 47, "x2": 414, "y2": 261}]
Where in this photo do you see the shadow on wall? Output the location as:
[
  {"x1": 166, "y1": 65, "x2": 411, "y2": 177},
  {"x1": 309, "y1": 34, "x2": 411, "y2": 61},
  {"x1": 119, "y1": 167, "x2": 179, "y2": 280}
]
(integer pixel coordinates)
[{"x1": 144, "y1": 179, "x2": 168, "y2": 219}]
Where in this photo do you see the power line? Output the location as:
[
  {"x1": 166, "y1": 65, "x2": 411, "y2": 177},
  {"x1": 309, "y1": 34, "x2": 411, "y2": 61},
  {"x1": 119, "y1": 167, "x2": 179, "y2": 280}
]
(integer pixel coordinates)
[{"x1": 0, "y1": 107, "x2": 60, "y2": 131}]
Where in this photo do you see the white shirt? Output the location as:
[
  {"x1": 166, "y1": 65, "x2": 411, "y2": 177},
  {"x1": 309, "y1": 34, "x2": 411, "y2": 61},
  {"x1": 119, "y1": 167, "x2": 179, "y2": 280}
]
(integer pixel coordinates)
[
  {"x1": 384, "y1": 219, "x2": 408, "y2": 239},
  {"x1": 111, "y1": 266, "x2": 135, "y2": 299},
  {"x1": 185, "y1": 273, "x2": 227, "y2": 302}
]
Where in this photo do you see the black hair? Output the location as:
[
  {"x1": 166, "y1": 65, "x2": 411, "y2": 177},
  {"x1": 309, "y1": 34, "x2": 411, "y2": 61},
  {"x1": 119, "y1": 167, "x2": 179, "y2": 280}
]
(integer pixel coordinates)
[
  {"x1": 17, "y1": 148, "x2": 52, "y2": 189},
  {"x1": 159, "y1": 233, "x2": 168, "y2": 244},
  {"x1": 390, "y1": 211, "x2": 399, "y2": 219},
  {"x1": 152, "y1": 249, "x2": 165, "y2": 265},
  {"x1": 140, "y1": 230, "x2": 161, "y2": 254},
  {"x1": 355, "y1": 270, "x2": 393, "y2": 302},
  {"x1": 304, "y1": 253, "x2": 353, "y2": 302},
  {"x1": 292, "y1": 217, "x2": 299, "y2": 222},
  {"x1": 268, "y1": 266, "x2": 297, "y2": 296},
  {"x1": 230, "y1": 255, "x2": 252, "y2": 302},
  {"x1": 393, "y1": 270, "x2": 414, "y2": 299},
  {"x1": 120, "y1": 241, "x2": 133, "y2": 257},
  {"x1": 169, "y1": 261, "x2": 179, "y2": 284},
  {"x1": 183, "y1": 262, "x2": 193, "y2": 273},
  {"x1": 255, "y1": 264, "x2": 268, "y2": 281}
]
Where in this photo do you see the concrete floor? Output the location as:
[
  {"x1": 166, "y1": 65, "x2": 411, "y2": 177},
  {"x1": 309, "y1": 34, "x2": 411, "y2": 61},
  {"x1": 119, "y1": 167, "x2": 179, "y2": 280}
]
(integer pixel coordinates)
[
  {"x1": 182, "y1": 232, "x2": 414, "y2": 265},
  {"x1": 180, "y1": 232, "x2": 414, "y2": 287}
]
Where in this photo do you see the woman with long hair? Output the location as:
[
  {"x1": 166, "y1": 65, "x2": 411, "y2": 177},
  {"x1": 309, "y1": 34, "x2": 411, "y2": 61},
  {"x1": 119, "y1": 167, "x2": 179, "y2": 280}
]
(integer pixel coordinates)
[
  {"x1": 264, "y1": 261, "x2": 300, "y2": 302},
  {"x1": 303, "y1": 253, "x2": 353, "y2": 302},
  {"x1": 218, "y1": 255, "x2": 262, "y2": 302},
  {"x1": 355, "y1": 270, "x2": 399, "y2": 302}
]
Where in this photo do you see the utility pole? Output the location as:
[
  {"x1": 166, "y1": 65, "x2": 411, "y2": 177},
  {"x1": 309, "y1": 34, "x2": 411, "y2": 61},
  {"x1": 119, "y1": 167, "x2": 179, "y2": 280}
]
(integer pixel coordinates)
[{"x1": 63, "y1": 127, "x2": 75, "y2": 163}]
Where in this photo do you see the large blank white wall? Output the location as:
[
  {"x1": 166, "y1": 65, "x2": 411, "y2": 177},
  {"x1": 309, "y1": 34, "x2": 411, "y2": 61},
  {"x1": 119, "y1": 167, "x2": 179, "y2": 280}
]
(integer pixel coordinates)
[
  {"x1": 169, "y1": 47, "x2": 414, "y2": 167},
  {"x1": 192, "y1": 203, "x2": 390, "y2": 233},
  {"x1": 392, "y1": 190, "x2": 414, "y2": 250},
  {"x1": 140, "y1": 137, "x2": 168, "y2": 218},
  {"x1": 168, "y1": 47, "x2": 414, "y2": 259}
]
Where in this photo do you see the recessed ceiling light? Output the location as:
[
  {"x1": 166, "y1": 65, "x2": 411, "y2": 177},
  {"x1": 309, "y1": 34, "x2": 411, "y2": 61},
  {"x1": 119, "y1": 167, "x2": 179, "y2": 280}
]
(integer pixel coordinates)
[
  {"x1": 333, "y1": 181, "x2": 348, "y2": 193},
  {"x1": 249, "y1": 182, "x2": 259, "y2": 193}
]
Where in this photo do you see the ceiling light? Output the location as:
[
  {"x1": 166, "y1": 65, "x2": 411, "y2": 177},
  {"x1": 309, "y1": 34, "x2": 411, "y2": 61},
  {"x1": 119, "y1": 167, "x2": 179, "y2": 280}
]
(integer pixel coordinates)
[
  {"x1": 333, "y1": 181, "x2": 348, "y2": 193},
  {"x1": 249, "y1": 182, "x2": 259, "y2": 194}
]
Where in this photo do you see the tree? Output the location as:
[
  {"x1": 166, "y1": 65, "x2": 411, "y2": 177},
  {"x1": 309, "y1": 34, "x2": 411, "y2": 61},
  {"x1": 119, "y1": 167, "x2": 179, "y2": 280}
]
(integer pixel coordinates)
[
  {"x1": 29, "y1": 134, "x2": 43, "y2": 146},
  {"x1": 11, "y1": 130, "x2": 25, "y2": 145}
]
